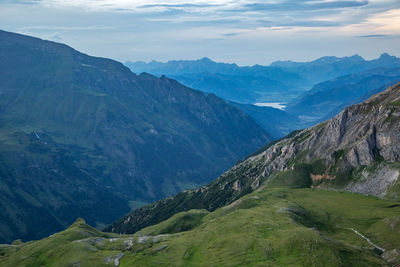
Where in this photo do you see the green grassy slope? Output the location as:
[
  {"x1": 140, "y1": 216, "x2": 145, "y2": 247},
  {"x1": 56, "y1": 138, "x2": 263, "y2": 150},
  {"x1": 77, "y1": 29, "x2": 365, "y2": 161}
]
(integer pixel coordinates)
[{"x1": 1, "y1": 187, "x2": 399, "y2": 266}]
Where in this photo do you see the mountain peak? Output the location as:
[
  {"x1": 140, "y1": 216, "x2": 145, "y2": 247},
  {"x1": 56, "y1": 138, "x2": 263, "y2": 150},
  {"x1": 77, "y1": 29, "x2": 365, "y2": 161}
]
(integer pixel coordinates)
[
  {"x1": 71, "y1": 218, "x2": 86, "y2": 226},
  {"x1": 378, "y1": 52, "x2": 395, "y2": 60},
  {"x1": 199, "y1": 57, "x2": 213, "y2": 63},
  {"x1": 348, "y1": 54, "x2": 365, "y2": 61},
  {"x1": 138, "y1": 72, "x2": 156, "y2": 79},
  {"x1": 373, "y1": 53, "x2": 399, "y2": 65},
  {"x1": 314, "y1": 56, "x2": 340, "y2": 63}
]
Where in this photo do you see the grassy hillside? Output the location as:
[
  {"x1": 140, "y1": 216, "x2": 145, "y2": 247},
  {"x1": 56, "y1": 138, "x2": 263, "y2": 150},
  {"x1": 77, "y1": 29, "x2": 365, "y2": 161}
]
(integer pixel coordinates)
[{"x1": 1, "y1": 187, "x2": 399, "y2": 266}]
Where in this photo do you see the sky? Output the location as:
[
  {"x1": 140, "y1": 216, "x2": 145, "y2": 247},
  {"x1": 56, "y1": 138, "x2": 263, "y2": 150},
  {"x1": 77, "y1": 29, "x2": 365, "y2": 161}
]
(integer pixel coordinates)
[{"x1": 0, "y1": 0, "x2": 399, "y2": 65}]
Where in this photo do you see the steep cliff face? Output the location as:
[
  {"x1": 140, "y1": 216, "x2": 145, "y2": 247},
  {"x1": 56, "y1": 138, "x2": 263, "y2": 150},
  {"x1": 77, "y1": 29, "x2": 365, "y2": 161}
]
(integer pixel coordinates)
[
  {"x1": 108, "y1": 83, "x2": 400, "y2": 234},
  {"x1": 251, "y1": 82, "x2": 400, "y2": 192}
]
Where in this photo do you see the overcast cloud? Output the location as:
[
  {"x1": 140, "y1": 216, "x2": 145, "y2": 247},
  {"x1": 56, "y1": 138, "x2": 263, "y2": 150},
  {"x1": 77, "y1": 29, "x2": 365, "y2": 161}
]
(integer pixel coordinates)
[{"x1": 0, "y1": 0, "x2": 399, "y2": 65}]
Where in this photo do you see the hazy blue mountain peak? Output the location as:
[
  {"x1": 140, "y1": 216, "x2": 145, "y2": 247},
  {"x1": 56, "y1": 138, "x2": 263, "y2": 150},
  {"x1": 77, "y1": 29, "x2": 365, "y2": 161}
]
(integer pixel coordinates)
[
  {"x1": 199, "y1": 56, "x2": 213, "y2": 62},
  {"x1": 376, "y1": 52, "x2": 399, "y2": 63}
]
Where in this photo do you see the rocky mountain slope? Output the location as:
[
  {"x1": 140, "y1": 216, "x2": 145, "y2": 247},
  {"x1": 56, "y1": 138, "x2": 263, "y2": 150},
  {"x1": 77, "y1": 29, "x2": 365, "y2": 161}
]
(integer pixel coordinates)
[
  {"x1": 0, "y1": 30, "x2": 270, "y2": 243},
  {"x1": 107, "y1": 82, "x2": 400, "y2": 235}
]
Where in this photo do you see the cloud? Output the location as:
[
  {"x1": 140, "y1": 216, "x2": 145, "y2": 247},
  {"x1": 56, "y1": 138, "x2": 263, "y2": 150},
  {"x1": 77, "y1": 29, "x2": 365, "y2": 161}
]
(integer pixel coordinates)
[
  {"x1": 227, "y1": 0, "x2": 369, "y2": 13},
  {"x1": 21, "y1": 0, "x2": 229, "y2": 12},
  {"x1": 358, "y1": 34, "x2": 397, "y2": 38},
  {"x1": 1, "y1": 1, "x2": 397, "y2": 33},
  {"x1": 221, "y1": 32, "x2": 240, "y2": 37},
  {"x1": 279, "y1": 20, "x2": 345, "y2": 27},
  {"x1": 1, "y1": 0, "x2": 399, "y2": 64},
  {"x1": 19, "y1": 25, "x2": 115, "y2": 31},
  {"x1": 138, "y1": 3, "x2": 218, "y2": 9},
  {"x1": 0, "y1": 0, "x2": 41, "y2": 4},
  {"x1": 1, "y1": 0, "x2": 370, "y2": 13}
]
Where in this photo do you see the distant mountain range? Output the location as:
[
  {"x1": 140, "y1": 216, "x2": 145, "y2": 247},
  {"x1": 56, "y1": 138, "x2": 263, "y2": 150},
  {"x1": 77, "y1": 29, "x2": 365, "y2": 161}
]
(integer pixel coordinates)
[
  {"x1": 126, "y1": 58, "x2": 305, "y2": 103},
  {"x1": 286, "y1": 66, "x2": 400, "y2": 126},
  {"x1": 0, "y1": 30, "x2": 270, "y2": 243},
  {"x1": 126, "y1": 54, "x2": 400, "y2": 105},
  {"x1": 271, "y1": 53, "x2": 400, "y2": 84},
  {"x1": 127, "y1": 54, "x2": 400, "y2": 137}
]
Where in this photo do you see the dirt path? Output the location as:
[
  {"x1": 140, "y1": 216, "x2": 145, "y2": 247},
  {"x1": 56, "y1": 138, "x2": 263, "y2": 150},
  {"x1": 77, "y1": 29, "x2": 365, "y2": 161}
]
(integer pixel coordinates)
[{"x1": 346, "y1": 227, "x2": 385, "y2": 253}]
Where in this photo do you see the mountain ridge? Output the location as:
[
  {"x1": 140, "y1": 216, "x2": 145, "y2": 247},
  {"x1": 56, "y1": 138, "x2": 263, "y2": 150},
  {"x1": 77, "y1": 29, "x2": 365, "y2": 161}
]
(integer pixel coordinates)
[
  {"x1": 126, "y1": 53, "x2": 400, "y2": 86},
  {"x1": 0, "y1": 29, "x2": 270, "y2": 243},
  {"x1": 107, "y1": 82, "x2": 400, "y2": 235},
  {"x1": 286, "y1": 66, "x2": 400, "y2": 125}
]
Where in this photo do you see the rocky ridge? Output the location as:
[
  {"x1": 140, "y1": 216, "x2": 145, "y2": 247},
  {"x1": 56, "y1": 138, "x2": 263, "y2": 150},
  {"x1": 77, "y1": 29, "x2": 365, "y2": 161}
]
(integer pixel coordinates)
[{"x1": 252, "y1": 82, "x2": 400, "y2": 179}]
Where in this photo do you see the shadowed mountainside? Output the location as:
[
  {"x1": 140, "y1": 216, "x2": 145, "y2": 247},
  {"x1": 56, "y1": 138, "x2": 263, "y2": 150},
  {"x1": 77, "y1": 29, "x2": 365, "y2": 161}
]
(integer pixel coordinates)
[{"x1": 0, "y1": 30, "x2": 270, "y2": 243}]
